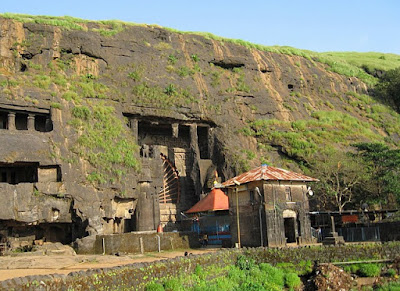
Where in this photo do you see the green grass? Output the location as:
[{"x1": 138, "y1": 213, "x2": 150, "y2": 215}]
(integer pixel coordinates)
[
  {"x1": 94, "y1": 20, "x2": 125, "y2": 36},
  {"x1": 375, "y1": 280, "x2": 400, "y2": 291},
  {"x1": 69, "y1": 103, "x2": 140, "y2": 184},
  {"x1": 177, "y1": 66, "x2": 194, "y2": 78},
  {"x1": 320, "y1": 51, "x2": 400, "y2": 73},
  {"x1": 358, "y1": 263, "x2": 382, "y2": 277},
  {"x1": 242, "y1": 110, "x2": 385, "y2": 161},
  {"x1": 144, "y1": 256, "x2": 303, "y2": 291},
  {"x1": 1, "y1": 13, "x2": 87, "y2": 30},
  {"x1": 73, "y1": 75, "x2": 109, "y2": 99},
  {"x1": 3, "y1": 13, "x2": 398, "y2": 86},
  {"x1": 32, "y1": 74, "x2": 51, "y2": 89},
  {"x1": 50, "y1": 102, "x2": 62, "y2": 109},
  {"x1": 132, "y1": 82, "x2": 198, "y2": 109}
]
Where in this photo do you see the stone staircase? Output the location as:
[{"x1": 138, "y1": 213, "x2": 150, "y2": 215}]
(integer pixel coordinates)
[{"x1": 159, "y1": 203, "x2": 181, "y2": 231}]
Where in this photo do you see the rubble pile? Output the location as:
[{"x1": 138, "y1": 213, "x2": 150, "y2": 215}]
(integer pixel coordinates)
[{"x1": 307, "y1": 263, "x2": 356, "y2": 291}]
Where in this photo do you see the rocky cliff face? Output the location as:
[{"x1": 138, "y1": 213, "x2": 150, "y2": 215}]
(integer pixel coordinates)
[{"x1": 0, "y1": 17, "x2": 392, "y2": 246}]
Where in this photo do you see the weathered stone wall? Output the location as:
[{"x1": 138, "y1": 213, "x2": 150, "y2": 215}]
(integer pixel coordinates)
[
  {"x1": 2, "y1": 242, "x2": 400, "y2": 290},
  {"x1": 75, "y1": 231, "x2": 200, "y2": 254}
]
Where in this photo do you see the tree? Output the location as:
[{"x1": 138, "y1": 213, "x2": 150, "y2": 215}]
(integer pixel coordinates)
[
  {"x1": 354, "y1": 142, "x2": 400, "y2": 206},
  {"x1": 310, "y1": 152, "x2": 368, "y2": 213},
  {"x1": 374, "y1": 67, "x2": 400, "y2": 111}
]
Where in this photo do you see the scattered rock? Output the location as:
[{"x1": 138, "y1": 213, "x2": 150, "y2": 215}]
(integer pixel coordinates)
[{"x1": 307, "y1": 264, "x2": 356, "y2": 291}]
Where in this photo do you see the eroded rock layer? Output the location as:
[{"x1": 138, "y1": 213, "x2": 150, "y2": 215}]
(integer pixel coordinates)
[{"x1": 0, "y1": 17, "x2": 379, "y2": 248}]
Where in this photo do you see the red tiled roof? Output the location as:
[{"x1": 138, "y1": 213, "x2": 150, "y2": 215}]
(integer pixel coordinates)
[
  {"x1": 186, "y1": 188, "x2": 229, "y2": 213},
  {"x1": 222, "y1": 164, "x2": 318, "y2": 187}
]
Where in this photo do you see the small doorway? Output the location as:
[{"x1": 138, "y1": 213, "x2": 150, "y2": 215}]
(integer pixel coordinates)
[
  {"x1": 283, "y1": 209, "x2": 297, "y2": 243},
  {"x1": 284, "y1": 217, "x2": 296, "y2": 243}
]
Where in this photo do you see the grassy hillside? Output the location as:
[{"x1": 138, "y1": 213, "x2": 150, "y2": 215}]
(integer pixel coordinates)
[
  {"x1": 320, "y1": 51, "x2": 400, "y2": 72},
  {"x1": 2, "y1": 13, "x2": 399, "y2": 87}
]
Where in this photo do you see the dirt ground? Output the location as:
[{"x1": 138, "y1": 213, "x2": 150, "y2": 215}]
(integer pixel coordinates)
[{"x1": 0, "y1": 247, "x2": 219, "y2": 281}]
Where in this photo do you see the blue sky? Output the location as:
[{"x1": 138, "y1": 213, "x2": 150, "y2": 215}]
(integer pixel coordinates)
[{"x1": 1, "y1": 0, "x2": 399, "y2": 54}]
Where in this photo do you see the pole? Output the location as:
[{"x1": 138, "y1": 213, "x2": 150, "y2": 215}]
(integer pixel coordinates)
[
  {"x1": 259, "y1": 205, "x2": 263, "y2": 246},
  {"x1": 255, "y1": 187, "x2": 264, "y2": 247},
  {"x1": 236, "y1": 186, "x2": 241, "y2": 248}
]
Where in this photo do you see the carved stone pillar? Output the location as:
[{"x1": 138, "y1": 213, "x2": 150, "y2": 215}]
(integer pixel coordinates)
[
  {"x1": 45, "y1": 118, "x2": 52, "y2": 132},
  {"x1": 189, "y1": 124, "x2": 202, "y2": 197},
  {"x1": 130, "y1": 118, "x2": 138, "y2": 143},
  {"x1": 27, "y1": 114, "x2": 35, "y2": 131},
  {"x1": 172, "y1": 123, "x2": 179, "y2": 138},
  {"x1": 7, "y1": 112, "x2": 15, "y2": 130},
  {"x1": 190, "y1": 124, "x2": 199, "y2": 155},
  {"x1": 135, "y1": 183, "x2": 158, "y2": 231}
]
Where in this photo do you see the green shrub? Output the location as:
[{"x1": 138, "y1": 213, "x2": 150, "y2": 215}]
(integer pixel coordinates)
[
  {"x1": 240, "y1": 281, "x2": 265, "y2": 291},
  {"x1": 298, "y1": 260, "x2": 313, "y2": 275},
  {"x1": 128, "y1": 70, "x2": 141, "y2": 81},
  {"x1": 72, "y1": 106, "x2": 91, "y2": 120},
  {"x1": 163, "y1": 278, "x2": 183, "y2": 291},
  {"x1": 168, "y1": 54, "x2": 178, "y2": 64},
  {"x1": 386, "y1": 268, "x2": 397, "y2": 277},
  {"x1": 285, "y1": 272, "x2": 302, "y2": 289},
  {"x1": 33, "y1": 74, "x2": 51, "y2": 89},
  {"x1": 375, "y1": 279, "x2": 400, "y2": 291},
  {"x1": 212, "y1": 277, "x2": 236, "y2": 290},
  {"x1": 343, "y1": 263, "x2": 363, "y2": 274},
  {"x1": 87, "y1": 172, "x2": 106, "y2": 184},
  {"x1": 50, "y1": 102, "x2": 62, "y2": 109},
  {"x1": 259, "y1": 263, "x2": 285, "y2": 288},
  {"x1": 358, "y1": 263, "x2": 381, "y2": 277},
  {"x1": 194, "y1": 264, "x2": 206, "y2": 280},
  {"x1": 164, "y1": 84, "x2": 176, "y2": 96},
  {"x1": 62, "y1": 91, "x2": 80, "y2": 102},
  {"x1": 236, "y1": 255, "x2": 256, "y2": 270},
  {"x1": 145, "y1": 282, "x2": 164, "y2": 291},
  {"x1": 191, "y1": 54, "x2": 199, "y2": 62},
  {"x1": 177, "y1": 66, "x2": 193, "y2": 77},
  {"x1": 275, "y1": 262, "x2": 296, "y2": 274},
  {"x1": 228, "y1": 265, "x2": 247, "y2": 282}
]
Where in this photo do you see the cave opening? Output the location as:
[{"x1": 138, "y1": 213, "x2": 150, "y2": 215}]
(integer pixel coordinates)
[
  {"x1": 0, "y1": 220, "x2": 73, "y2": 246},
  {"x1": 0, "y1": 162, "x2": 39, "y2": 184},
  {"x1": 197, "y1": 126, "x2": 209, "y2": 159},
  {"x1": 210, "y1": 61, "x2": 245, "y2": 70},
  {"x1": 15, "y1": 113, "x2": 28, "y2": 130},
  {"x1": 0, "y1": 111, "x2": 8, "y2": 129},
  {"x1": 35, "y1": 115, "x2": 52, "y2": 132}
]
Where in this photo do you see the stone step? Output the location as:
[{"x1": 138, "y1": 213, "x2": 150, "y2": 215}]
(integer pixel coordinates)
[
  {"x1": 159, "y1": 203, "x2": 178, "y2": 210},
  {"x1": 160, "y1": 209, "x2": 179, "y2": 215}
]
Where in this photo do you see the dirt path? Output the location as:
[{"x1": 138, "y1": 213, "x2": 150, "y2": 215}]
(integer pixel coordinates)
[{"x1": 0, "y1": 248, "x2": 218, "y2": 281}]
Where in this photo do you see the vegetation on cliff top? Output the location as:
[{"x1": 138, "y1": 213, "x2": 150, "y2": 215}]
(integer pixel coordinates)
[{"x1": 2, "y1": 13, "x2": 400, "y2": 86}]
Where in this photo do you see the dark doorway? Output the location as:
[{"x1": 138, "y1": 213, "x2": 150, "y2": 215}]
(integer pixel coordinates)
[
  {"x1": 0, "y1": 112, "x2": 8, "y2": 129},
  {"x1": 197, "y1": 126, "x2": 209, "y2": 159},
  {"x1": 284, "y1": 217, "x2": 296, "y2": 243},
  {"x1": 0, "y1": 162, "x2": 38, "y2": 184},
  {"x1": 15, "y1": 113, "x2": 28, "y2": 130},
  {"x1": 123, "y1": 217, "x2": 135, "y2": 233}
]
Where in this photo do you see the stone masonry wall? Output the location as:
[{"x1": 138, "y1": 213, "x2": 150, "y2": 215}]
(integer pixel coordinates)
[{"x1": 88, "y1": 231, "x2": 201, "y2": 255}]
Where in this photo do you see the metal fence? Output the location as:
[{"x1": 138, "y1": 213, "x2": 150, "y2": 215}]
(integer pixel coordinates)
[{"x1": 338, "y1": 226, "x2": 380, "y2": 242}]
